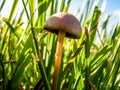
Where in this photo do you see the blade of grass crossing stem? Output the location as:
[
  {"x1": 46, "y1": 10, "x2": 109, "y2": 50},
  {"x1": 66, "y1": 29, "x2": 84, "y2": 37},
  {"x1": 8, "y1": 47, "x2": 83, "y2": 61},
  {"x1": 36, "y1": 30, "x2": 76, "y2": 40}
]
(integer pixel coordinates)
[
  {"x1": 24, "y1": 0, "x2": 51, "y2": 89},
  {"x1": 30, "y1": 21, "x2": 50, "y2": 89},
  {"x1": 64, "y1": 45, "x2": 83, "y2": 76},
  {"x1": 2, "y1": 17, "x2": 22, "y2": 42}
]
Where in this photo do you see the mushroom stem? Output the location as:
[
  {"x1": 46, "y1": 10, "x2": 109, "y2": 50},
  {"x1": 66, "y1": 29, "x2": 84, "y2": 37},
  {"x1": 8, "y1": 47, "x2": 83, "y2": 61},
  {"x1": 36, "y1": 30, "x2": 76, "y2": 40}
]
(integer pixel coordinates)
[{"x1": 52, "y1": 30, "x2": 66, "y2": 90}]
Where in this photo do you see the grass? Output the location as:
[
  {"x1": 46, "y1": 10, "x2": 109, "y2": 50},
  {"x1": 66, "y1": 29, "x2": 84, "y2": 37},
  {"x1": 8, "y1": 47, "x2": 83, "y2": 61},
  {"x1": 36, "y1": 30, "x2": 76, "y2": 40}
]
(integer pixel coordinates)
[{"x1": 0, "y1": 0, "x2": 120, "y2": 90}]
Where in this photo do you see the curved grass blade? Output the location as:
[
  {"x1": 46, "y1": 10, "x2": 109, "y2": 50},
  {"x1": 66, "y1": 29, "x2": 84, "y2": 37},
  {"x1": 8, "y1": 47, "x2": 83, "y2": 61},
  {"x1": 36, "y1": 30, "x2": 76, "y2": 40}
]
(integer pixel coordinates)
[{"x1": 91, "y1": 45, "x2": 112, "y2": 68}]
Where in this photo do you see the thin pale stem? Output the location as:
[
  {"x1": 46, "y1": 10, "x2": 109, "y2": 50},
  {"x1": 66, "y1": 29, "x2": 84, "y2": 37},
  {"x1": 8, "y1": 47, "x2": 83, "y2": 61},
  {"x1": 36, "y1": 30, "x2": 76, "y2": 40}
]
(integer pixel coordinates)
[{"x1": 52, "y1": 31, "x2": 66, "y2": 90}]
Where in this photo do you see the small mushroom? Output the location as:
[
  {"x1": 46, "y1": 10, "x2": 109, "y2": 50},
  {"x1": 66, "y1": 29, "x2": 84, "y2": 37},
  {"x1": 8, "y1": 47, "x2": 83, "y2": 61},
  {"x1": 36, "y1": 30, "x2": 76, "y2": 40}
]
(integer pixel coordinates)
[{"x1": 44, "y1": 12, "x2": 82, "y2": 90}]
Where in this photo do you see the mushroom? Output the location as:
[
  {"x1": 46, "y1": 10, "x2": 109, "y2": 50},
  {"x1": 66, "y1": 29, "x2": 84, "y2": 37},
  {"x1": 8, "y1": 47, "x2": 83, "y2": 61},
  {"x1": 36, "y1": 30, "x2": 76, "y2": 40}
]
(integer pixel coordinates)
[{"x1": 44, "y1": 12, "x2": 82, "y2": 90}]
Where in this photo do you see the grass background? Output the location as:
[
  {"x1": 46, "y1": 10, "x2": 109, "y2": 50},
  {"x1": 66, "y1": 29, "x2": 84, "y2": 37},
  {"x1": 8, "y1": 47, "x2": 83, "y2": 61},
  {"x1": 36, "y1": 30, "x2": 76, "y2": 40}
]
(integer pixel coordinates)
[{"x1": 0, "y1": 0, "x2": 120, "y2": 90}]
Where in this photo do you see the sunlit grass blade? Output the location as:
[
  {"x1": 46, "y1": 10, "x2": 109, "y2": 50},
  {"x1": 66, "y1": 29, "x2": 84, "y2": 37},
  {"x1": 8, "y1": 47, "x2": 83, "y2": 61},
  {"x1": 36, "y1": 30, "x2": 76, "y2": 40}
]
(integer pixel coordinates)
[
  {"x1": 2, "y1": 17, "x2": 22, "y2": 43},
  {"x1": 111, "y1": 24, "x2": 120, "y2": 41},
  {"x1": 50, "y1": 0, "x2": 55, "y2": 15},
  {"x1": 106, "y1": 39, "x2": 120, "y2": 89},
  {"x1": 60, "y1": 0, "x2": 65, "y2": 12},
  {"x1": 54, "y1": 0, "x2": 58, "y2": 13},
  {"x1": 64, "y1": 0, "x2": 71, "y2": 12},
  {"x1": 89, "y1": 6, "x2": 101, "y2": 47},
  {"x1": 8, "y1": 0, "x2": 19, "y2": 22},
  {"x1": 91, "y1": 45, "x2": 112, "y2": 68},
  {"x1": 30, "y1": 24, "x2": 50, "y2": 89},
  {"x1": 46, "y1": 35, "x2": 57, "y2": 78},
  {"x1": 85, "y1": 26, "x2": 90, "y2": 58},
  {"x1": 22, "y1": 0, "x2": 29, "y2": 19},
  {"x1": 102, "y1": 15, "x2": 110, "y2": 30},
  {"x1": 38, "y1": 0, "x2": 51, "y2": 16}
]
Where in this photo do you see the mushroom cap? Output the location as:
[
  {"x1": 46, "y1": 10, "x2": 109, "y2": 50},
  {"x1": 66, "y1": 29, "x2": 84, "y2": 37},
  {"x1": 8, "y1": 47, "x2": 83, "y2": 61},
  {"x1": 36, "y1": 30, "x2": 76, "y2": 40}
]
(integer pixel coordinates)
[{"x1": 44, "y1": 12, "x2": 82, "y2": 39}]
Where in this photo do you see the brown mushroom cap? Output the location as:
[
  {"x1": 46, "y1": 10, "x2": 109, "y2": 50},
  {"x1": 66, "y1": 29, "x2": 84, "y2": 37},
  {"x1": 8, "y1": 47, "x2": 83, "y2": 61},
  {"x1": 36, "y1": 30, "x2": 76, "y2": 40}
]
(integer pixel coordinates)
[{"x1": 44, "y1": 12, "x2": 82, "y2": 39}]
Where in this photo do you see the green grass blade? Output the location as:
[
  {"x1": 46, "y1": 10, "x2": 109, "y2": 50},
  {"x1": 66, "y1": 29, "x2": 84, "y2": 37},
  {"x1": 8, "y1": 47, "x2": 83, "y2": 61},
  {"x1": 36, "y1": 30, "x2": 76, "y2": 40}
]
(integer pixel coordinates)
[
  {"x1": 111, "y1": 24, "x2": 120, "y2": 41},
  {"x1": 47, "y1": 35, "x2": 57, "y2": 78},
  {"x1": 0, "y1": 0, "x2": 6, "y2": 11},
  {"x1": 60, "y1": 0, "x2": 65, "y2": 12},
  {"x1": 91, "y1": 45, "x2": 112, "y2": 68},
  {"x1": 106, "y1": 39, "x2": 120, "y2": 89},
  {"x1": 38, "y1": 0, "x2": 51, "y2": 16},
  {"x1": 22, "y1": 0, "x2": 29, "y2": 19},
  {"x1": 89, "y1": 6, "x2": 101, "y2": 47},
  {"x1": 85, "y1": 26, "x2": 90, "y2": 58},
  {"x1": 8, "y1": 0, "x2": 19, "y2": 22},
  {"x1": 102, "y1": 15, "x2": 110, "y2": 30},
  {"x1": 64, "y1": 0, "x2": 71, "y2": 12},
  {"x1": 30, "y1": 24, "x2": 50, "y2": 89},
  {"x1": 50, "y1": 0, "x2": 55, "y2": 15},
  {"x1": 54, "y1": 0, "x2": 58, "y2": 13},
  {"x1": 2, "y1": 17, "x2": 22, "y2": 43}
]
